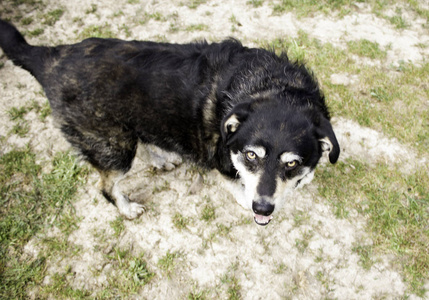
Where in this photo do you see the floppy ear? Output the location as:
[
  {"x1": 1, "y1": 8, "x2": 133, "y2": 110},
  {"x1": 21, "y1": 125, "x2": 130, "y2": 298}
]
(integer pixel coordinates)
[
  {"x1": 316, "y1": 117, "x2": 340, "y2": 164},
  {"x1": 220, "y1": 102, "x2": 251, "y2": 144}
]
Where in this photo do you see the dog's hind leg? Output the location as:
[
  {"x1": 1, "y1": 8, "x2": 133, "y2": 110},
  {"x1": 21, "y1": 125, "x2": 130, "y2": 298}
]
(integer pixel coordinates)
[
  {"x1": 60, "y1": 123, "x2": 144, "y2": 219},
  {"x1": 98, "y1": 170, "x2": 145, "y2": 219}
]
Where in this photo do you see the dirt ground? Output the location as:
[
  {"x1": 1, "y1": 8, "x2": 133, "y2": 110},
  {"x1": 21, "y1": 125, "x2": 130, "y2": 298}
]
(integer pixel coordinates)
[{"x1": 0, "y1": 0, "x2": 428, "y2": 299}]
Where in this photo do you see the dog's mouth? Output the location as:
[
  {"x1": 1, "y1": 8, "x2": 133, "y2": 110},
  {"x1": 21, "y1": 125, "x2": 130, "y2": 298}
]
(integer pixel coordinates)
[{"x1": 254, "y1": 214, "x2": 273, "y2": 226}]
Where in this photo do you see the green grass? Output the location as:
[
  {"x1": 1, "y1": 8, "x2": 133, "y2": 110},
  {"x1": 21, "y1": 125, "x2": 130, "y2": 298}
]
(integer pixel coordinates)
[
  {"x1": 158, "y1": 250, "x2": 181, "y2": 277},
  {"x1": 85, "y1": 4, "x2": 98, "y2": 14},
  {"x1": 172, "y1": 213, "x2": 191, "y2": 230},
  {"x1": 77, "y1": 24, "x2": 115, "y2": 40},
  {"x1": 8, "y1": 106, "x2": 28, "y2": 120},
  {"x1": 110, "y1": 216, "x2": 125, "y2": 237},
  {"x1": 247, "y1": 0, "x2": 264, "y2": 7},
  {"x1": 20, "y1": 16, "x2": 33, "y2": 25},
  {"x1": 186, "y1": 23, "x2": 209, "y2": 32},
  {"x1": 347, "y1": 39, "x2": 387, "y2": 60},
  {"x1": 317, "y1": 160, "x2": 429, "y2": 295},
  {"x1": 0, "y1": 147, "x2": 89, "y2": 299},
  {"x1": 272, "y1": 0, "x2": 356, "y2": 17},
  {"x1": 201, "y1": 203, "x2": 216, "y2": 222},
  {"x1": 42, "y1": 266, "x2": 91, "y2": 298},
  {"x1": 99, "y1": 247, "x2": 154, "y2": 297},
  {"x1": 7, "y1": 101, "x2": 51, "y2": 138},
  {"x1": 182, "y1": 0, "x2": 207, "y2": 9},
  {"x1": 220, "y1": 263, "x2": 241, "y2": 300},
  {"x1": 28, "y1": 28, "x2": 44, "y2": 37},
  {"x1": 42, "y1": 8, "x2": 65, "y2": 26},
  {"x1": 271, "y1": 0, "x2": 429, "y2": 20}
]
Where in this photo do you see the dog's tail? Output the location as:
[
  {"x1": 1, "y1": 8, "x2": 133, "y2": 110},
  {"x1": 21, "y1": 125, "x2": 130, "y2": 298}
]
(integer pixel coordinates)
[{"x1": 0, "y1": 19, "x2": 49, "y2": 77}]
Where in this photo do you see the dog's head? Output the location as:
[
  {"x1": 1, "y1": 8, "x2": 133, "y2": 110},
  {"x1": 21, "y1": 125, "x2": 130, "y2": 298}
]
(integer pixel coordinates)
[{"x1": 221, "y1": 98, "x2": 339, "y2": 226}]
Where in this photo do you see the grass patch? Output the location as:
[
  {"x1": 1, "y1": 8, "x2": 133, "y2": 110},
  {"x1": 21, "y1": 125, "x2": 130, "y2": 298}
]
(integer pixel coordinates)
[
  {"x1": 220, "y1": 263, "x2": 241, "y2": 300},
  {"x1": 158, "y1": 250, "x2": 181, "y2": 277},
  {"x1": 272, "y1": 0, "x2": 356, "y2": 17},
  {"x1": 201, "y1": 203, "x2": 216, "y2": 222},
  {"x1": 20, "y1": 16, "x2": 33, "y2": 25},
  {"x1": 0, "y1": 147, "x2": 89, "y2": 299},
  {"x1": 77, "y1": 24, "x2": 115, "y2": 40},
  {"x1": 247, "y1": 0, "x2": 264, "y2": 7},
  {"x1": 347, "y1": 39, "x2": 387, "y2": 60},
  {"x1": 98, "y1": 247, "x2": 154, "y2": 297},
  {"x1": 8, "y1": 106, "x2": 28, "y2": 120},
  {"x1": 28, "y1": 28, "x2": 44, "y2": 37},
  {"x1": 317, "y1": 159, "x2": 429, "y2": 295},
  {"x1": 182, "y1": 0, "x2": 207, "y2": 9},
  {"x1": 42, "y1": 8, "x2": 65, "y2": 26},
  {"x1": 110, "y1": 216, "x2": 125, "y2": 237},
  {"x1": 42, "y1": 266, "x2": 91, "y2": 298},
  {"x1": 10, "y1": 122, "x2": 30, "y2": 137},
  {"x1": 172, "y1": 213, "x2": 190, "y2": 230},
  {"x1": 186, "y1": 23, "x2": 209, "y2": 32},
  {"x1": 271, "y1": 0, "x2": 429, "y2": 20}
]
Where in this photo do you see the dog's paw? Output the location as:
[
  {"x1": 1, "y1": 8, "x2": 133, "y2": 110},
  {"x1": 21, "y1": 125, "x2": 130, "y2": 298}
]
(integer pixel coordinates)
[{"x1": 118, "y1": 201, "x2": 145, "y2": 219}]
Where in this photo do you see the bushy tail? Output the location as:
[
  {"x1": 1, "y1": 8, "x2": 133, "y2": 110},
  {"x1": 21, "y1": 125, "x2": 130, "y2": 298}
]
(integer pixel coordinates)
[{"x1": 0, "y1": 19, "x2": 44, "y2": 76}]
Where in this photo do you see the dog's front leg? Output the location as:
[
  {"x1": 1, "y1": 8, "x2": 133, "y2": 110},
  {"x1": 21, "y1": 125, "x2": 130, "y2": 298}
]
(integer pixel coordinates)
[{"x1": 98, "y1": 170, "x2": 145, "y2": 219}]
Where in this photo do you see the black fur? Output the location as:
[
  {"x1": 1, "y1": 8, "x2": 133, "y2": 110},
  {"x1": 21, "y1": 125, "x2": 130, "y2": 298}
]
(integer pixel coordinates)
[{"x1": 0, "y1": 20, "x2": 339, "y2": 218}]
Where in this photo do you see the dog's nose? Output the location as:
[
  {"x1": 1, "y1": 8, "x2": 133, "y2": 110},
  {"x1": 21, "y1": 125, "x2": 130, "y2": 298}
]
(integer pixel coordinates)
[{"x1": 252, "y1": 199, "x2": 275, "y2": 216}]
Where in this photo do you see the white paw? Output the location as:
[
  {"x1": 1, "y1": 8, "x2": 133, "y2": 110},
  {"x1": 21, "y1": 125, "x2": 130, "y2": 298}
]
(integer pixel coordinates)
[{"x1": 118, "y1": 201, "x2": 145, "y2": 219}]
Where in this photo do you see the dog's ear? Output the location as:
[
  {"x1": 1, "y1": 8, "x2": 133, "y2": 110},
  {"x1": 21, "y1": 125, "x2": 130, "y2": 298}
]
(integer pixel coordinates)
[
  {"x1": 221, "y1": 102, "x2": 251, "y2": 143},
  {"x1": 316, "y1": 117, "x2": 340, "y2": 164}
]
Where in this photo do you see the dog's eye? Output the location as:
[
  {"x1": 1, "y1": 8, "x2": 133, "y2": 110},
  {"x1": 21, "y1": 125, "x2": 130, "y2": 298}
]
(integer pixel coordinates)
[
  {"x1": 286, "y1": 160, "x2": 298, "y2": 169},
  {"x1": 245, "y1": 151, "x2": 257, "y2": 161}
]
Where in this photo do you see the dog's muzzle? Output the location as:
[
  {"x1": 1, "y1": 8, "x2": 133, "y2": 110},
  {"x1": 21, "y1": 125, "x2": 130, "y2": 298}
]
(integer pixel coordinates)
[{"x1": 252, "y1": 200, "x2": 274, "y2": 226}]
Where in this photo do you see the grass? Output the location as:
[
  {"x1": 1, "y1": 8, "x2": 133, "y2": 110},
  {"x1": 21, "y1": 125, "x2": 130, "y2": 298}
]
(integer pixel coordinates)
[
  {"x1": 220, "y1": 263, "x2": 241, "y2": 300},
  {"x1": 347, "y1": 39, "x2": 387, "y2": 60},
  {"x1": 247, "y1": 0, "x2": 264, "y2": 7},
  {"x1": 100, "y1": 247, "x2": 155, "y2": 297},
  {"x1": 271, "y1": 0, "x2": 429, "y2": 21},
  {"x1": 7, "y1": 101, "x2": 51, "y2": 138},
  {"x1": 28, "y1": 28, "x2": 44, "y2": 37},
  {"x1": 200, "y1": 203, "x2": 216, "y2": 222},
  {"x1": 272, "y1": 0, "x2": 356, "y2": 18},
  {"x1": 316, "y1": 160, "x2": 429, "y2": 295},
  {"x1": 158, "y1": 250, "x2": 181, "y2": 277},
  {"x1": 186, "y1": 23, "x2": 209, "y2": 32},
  {"x1": 0, "y1": 147, "x2": 89, "y2": 299},
  {"x1": 42, "y1": 8, "x2": 64, "y2": 26},
  {"x1": 182, "y1": 0, "x2": 207, "y2": 9},
  {"x1": 110, "y1": 216, "x2": 125, "y2": 237},
  {"x1": 172, "y1": 212, "x2": 191, "y2": 230},
  {"x1": 77, "y1": 24, "x2": 115, "y2": 40}
]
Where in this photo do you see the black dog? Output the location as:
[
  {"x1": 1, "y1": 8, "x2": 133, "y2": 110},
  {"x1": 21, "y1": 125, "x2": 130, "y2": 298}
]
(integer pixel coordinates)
[{"x1": 0, "y1": 20, "x2": 339, "y2": 225}]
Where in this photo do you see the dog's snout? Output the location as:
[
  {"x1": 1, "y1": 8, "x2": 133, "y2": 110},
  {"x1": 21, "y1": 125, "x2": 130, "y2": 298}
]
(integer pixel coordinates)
[{"x1": 252, "y1": 199, "x2": 275, "y2": 216}]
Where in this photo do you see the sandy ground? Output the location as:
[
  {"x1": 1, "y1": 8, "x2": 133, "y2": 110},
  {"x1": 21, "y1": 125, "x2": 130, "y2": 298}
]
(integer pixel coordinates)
[{"x1": 1, "y1": 0, "x2": 428, "y2": 299}]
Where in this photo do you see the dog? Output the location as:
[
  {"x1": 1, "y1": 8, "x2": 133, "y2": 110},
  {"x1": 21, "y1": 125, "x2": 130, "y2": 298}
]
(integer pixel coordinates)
[{"x1": 0, "y1": 20, "x2": 339, "y2": 226}]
